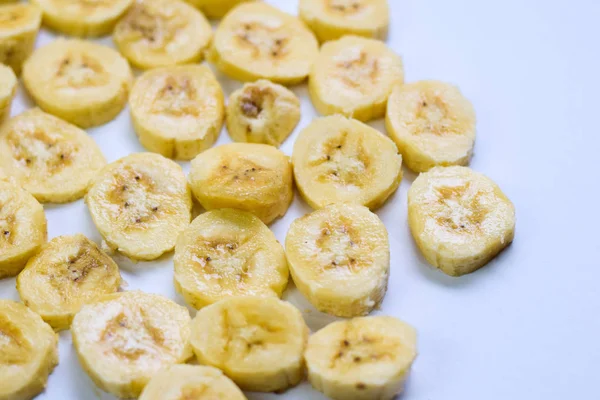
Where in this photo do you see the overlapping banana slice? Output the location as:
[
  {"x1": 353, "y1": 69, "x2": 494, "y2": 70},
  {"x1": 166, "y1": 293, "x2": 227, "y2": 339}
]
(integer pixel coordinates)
[
  {"x1": 226, "y1": 79, "x2": 301, "y2": 147},
  {"x1": 292, "y1": 115, "x2": 402, "y2": 210},
  {"x1": 17, "y1": 234, "x2": 121, "y2": 331},
  {"x1": 189, "y1": 143, "x2": 293, "y2": 224},
  {"x1": 209, "y1": 2, "x2": 319, "y2": 85},
  {"x1": 129, "y1": 65, "x2": 225, "y2": 160},
  {"x1": 0, "y1": 300, "x2": 58, "y2": 400},
  {"x1": 174, "y1": 209, "x2": 288, "y2": 309},
  {"x1": 0, "y1": 3, "x2": 41, "y2": 75},
  {"x1": 190, "y1": 297, "x2": 308, "y2": 392},
  {"x1": 114, "y1": 0, "x2": 212, "y2": 69},
  {"x1": 386, "y1": 80, "x2": 477, "y2": 172},
  {"x1": 0, "y1": 63, "x2": 16, "y2": 124},
  {"x1": 305, "y1": 316, "x2": 417, "y2": 400},
  {"x1": 309, "y1": 35, "x2": 403, "y2": 122},
  {"x1": 185, "y1": 0, "x2": 256, "y2": 19},
  {"x1": 71, "y1": 291, "x2": 193, "y2": 398},
  {"x1": 86, "y1": 153, "x2": 192, "y2": 261},
  {"x1": 22, "y1": 39, "x2": 132, "y2": 128},
  {"x1": 408, "y1": 166, "x2": 516, "y2": 276}
]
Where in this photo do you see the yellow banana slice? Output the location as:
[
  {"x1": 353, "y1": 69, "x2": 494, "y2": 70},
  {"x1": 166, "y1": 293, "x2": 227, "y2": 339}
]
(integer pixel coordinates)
[
  {"x1": 129, "y1": 65, "x2": 225, "y2": 160},
  {"x1": 17, "y1": 234, "x2": 121, "y2": 331},
  {"x1": 309, "y1": 35, "x2": 403, "y2": 122},
  {"x1": 189, "y1": 143, "x2": 293, "y2": 224},
  {"x1": 190, "y1": 297, "x2": 308, "y2": 393},
  {"x1": 226, "y1": 79, "x2": 301, "y2": 147},
  {"x1": 71, "y1": 291, "x2": 193, "y2": 398},
  {"x1": 209, "y1": 2, "x2": 319, "y2": 85},
  {"x1": 184, "y1": 0, "x2": 256, "y2": 19},
  {"x1": 0, "y1": 180, "x2": 46, "y2": 278},
  {"x1": 22, "y1": 39, "x2": 132, "y2": 128},
  {"x1": 114, "y1": 0, "x2": 212, "y2": 69},
  {"x1": 86, "y1": 153, "x2": 192, "y2": 261},
  {"x1": 285, "y1": 202, "x2": 389, "y2": 317},
  {"x1": 305, "y1": 316, "x2": 417, "y2": 400},
  {"x1": 0, "y1": 63, "x2": 16, "y2": 124},
  {"x1": 408, "y1": 166, "x2": 516, "y2": 276},
  {"x1": 0, "y1": 300, "x2": 58, "y2": 400},
  {"x1": 0, "y1": 3, "x2": 41, "y2": 75},
  {"x1": 292, "y1": 115, "x2": 402, "y2": 210}
]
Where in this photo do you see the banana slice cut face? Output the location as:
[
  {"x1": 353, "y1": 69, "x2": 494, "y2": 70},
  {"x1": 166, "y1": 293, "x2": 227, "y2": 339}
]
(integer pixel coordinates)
[
  {"x1": 0, "y1": 180, "x2": 47, "y2": 278},
  {"x1": 17, "y1": 234, "x2": 121, "y2": 331},
  {"x1": 292, "y1": 115, "x2": 402, "y2": 210},
  {"x1": 408, "y1": 166, "x2": 516, "y2": 276},
  {"x1": 71, "y1": 291, "x2": 193, "y2": 399},
  {"x1": 209, "y1": 2, "x2": 319, "y2": 85},
  {"x1": 309, "y1": 35, "x2": 403, "y2": 122},
  {"x1": 185, "y1": 0, "x2": 256, "y2": 19},
  {"x1": 0, "y1": 64, "x2": 16, "y2": 124},
  {"x1": 0, "y1": 3, "x2": 41, "y2": 75},
  {"x1": 130, "y1": 65, "x2": 225, "y2": 160},
  {"x1": 386, "y1": 80, "x2": 477, "y2": 173},
  {"x1": 114, "y1": 0, "x2": 212, "y2": 69},
  {"x1": 189, "y1": 143, "x2": 293, "y2": 224},
  {"x1": 305, "y1": 316, "x2": 417, "y2": 400},
  {"x1": 22, "y1": 39, "x2": 132, "y2": 128},
  {"x1": 190, "y1": 297, "x2": 308, "y2": 393},
  {"x1": 226, "y1": 79, "x2": 301, "y2": 147},
  {"x1": 285, "y1": 203, "x2": 389, "y2": 317}
]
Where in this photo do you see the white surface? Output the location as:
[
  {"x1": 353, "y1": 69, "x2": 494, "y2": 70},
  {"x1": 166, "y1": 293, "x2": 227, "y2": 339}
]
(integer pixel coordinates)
[{"x1": 1, "y1": 0, "x2": 599, "y2": 399}]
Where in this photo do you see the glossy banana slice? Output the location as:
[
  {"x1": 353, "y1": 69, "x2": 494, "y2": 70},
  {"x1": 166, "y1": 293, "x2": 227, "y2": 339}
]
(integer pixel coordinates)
[
  {"x1": 209, "y1": 2, "x2": 319, "y2": 85},
  {"x1": 190, "y1": 297, "x2": 308, "y2": 392},
  {"x1": 114, "y1": 0, "x2": 212, "y2": 69},
  {"x1": 22, "y1": 39, "x2": 132, "y2": 128},
  {"x1": 0, "y1": 63, "x2": 16, "y2": 124},
  {"x1": 305, "y1": 316, "x2": 417, "y2": 400},
  {"x1": 129, "y1": 65, "x2": 225, "y2": 160},
  {"x1": 0, "y1": 3, "x2": 41, "y2": 75},
  {"x1": 292, "y1": 115, "x2": 402, "y2": 210},
  {"x1": 226, "y1": 79, "x2": 301, "y2": 147},
  {"x1": 86, "y1": 153, "x2": 192, "y2": 261},
  {"x1": 309, "y1": 35, "x2": 403, "y2": 122},
  {"x1": 185, "y1": 0, "x2": 256, "y2": 19},
  {"x1": 71, "y1": 291, "x2": 193, "y2": 398},
  {"x1": 17, "y1": 234, "x2": 121, "y2": 331},
  {"x1": 189, "y1": 143, "x2": 293, "y2": 224}
]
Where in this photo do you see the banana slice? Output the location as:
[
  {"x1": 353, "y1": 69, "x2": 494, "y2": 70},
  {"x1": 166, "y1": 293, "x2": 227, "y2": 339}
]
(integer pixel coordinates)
[
  {"x1": 285, "y1": 202, "x2": 389, "y2": 317},
  {"x1": 114, "y1": 0, "x2": 212, "y2": 69},
  {"x1": 0, "y1": 3, "x2": 41, "y2": 75},
  {"x1": 305, "y1": 316, "x2": 417, "y2": 400},
  {"x1": 189, "y1": 143, "x2": 293, "y2": 224},
  {"x1": 71, "y1": 291, "x2": 193, "y2": 398},
  {"x1": 0, "y1": 63, "x2": 16, "y2": 124},
  {"x1": 190, "y1": 297, "x2": 308, "y2": 392},
  {"x1": 22, "y1": 39, "x2": 132, "y2": 128},
  {"x1": 208, "y1": 2, "x2": 319, "y2": 85},
  {"x1": 185, "y1": 0, "x2": 256, "y2": 19},
  {"x1": 292, "y1": 115, "x2": 402, "y2": 210},
  {"x1": 309, "y1": 35, "x2": 403, "y2": 122},
  {"x1": 0, "y1": 300, "x2": 58, "y2": 400},
  {"x1": 86, "y1": 153, "x2": 192, "y2": 261},
  {"x1": 226, "y1": 79, "x2": 301, "y2": 147},
  {"x1": 0, "y1": 180, "x2": 46, "y2": 278},
  {"x1": 130, "y1": 65, "x2": 225, "y2": 160}
]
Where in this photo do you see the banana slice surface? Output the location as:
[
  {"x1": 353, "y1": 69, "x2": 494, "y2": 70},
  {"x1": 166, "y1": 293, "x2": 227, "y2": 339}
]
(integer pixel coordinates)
[
  {"x1": 0, "y1": 3, "x2": 41, "y2": 75},
  {"x1": 0, "y1": 64, "x2": 16, "y2": 124},
  {"x1": 184, "y1": 0, "x2": 256, "y2": 19}
]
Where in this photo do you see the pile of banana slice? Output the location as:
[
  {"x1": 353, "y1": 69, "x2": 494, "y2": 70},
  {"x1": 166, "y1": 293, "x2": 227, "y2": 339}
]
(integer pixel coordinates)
[{"x1": 0, "y1": 0, "x2": 517, "y2": 399}]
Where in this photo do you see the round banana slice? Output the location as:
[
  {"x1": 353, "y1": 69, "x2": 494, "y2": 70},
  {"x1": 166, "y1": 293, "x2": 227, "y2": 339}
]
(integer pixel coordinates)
[
  {"x1": 386, "y1": 80, "x2": 477, "y2": 173},
  {"x1": 17, "y1": 234, "x2": 121, "y2": 331},
  {"x1": 190, "y1": 297, "x2": 308, "y2": 393},
  {"x1": 0, "y1": 109, "x2": 107, "y2": 203},
  {"x1": 0, "y1": 180, "x2": 46, "y2": 278},
  {"x1": 309, "y1": 35, "x2": 403, "y2": 122},
  {"x1": 185, "y1": 0, "x2": 256, "y2": 19},
  {"x1": 114, "y1": 0, "x2": 212, "y2": 69},
  {"x1": 285, "y1": 202, "x2": 389, "y2": 317},
  {"x1": 226, "y1": 79, "x2": 301, "y2": 147},
  {"x1": 0, "y1": 63, "x2": 16, "y2": 124},
  {"x1": 305, "y1": 316, "x2": 417, "y2": 400},
  {"x1": 22, "y1": 38, "x2": 132, "y2": 128},
  {"x1": 71, "y1": 291, "x2": 193, "y2": 399},
  {"x1": 0, "y1": 3, "x2": 41, "y2": 75},
  {"x1": 130, "y1": 65, "x2": 225, "y2": 160},
  {"x1": 408, "y1": 166, "x2": 516, "y2": 276},
  {"x1": 0, "y1": 300, "x2": 58, "y2": 400},
  {"x1": 292, "y1": 115, "x2": 402, "y2": 210},
  {"x1": 86, "y1": 153, "x2": 192, "y2": 261},
  {"x1": 209, "y1": 2, "x2": 319, "y2": 85},
  {"x1": 189, "y1": 143, "x2": 293, "y2": 224}
]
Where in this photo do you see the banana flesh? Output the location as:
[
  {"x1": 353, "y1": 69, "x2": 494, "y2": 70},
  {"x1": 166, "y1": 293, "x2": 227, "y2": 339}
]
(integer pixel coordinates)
[
  {"x1": 0, "y1": 3, "x2": 41, "y2": 75},
  {"x1": 184, "y1": 0, "x2": 256, "y2": 19},
  {"x1": 0, "y1": 64, "x2": 16, "y2": 124}
]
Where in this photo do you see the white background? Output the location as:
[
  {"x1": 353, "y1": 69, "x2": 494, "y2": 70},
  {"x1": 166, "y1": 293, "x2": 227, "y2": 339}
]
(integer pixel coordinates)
[{"x1": 1, "y1": 0, "x2": 599, "y2": 399}]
